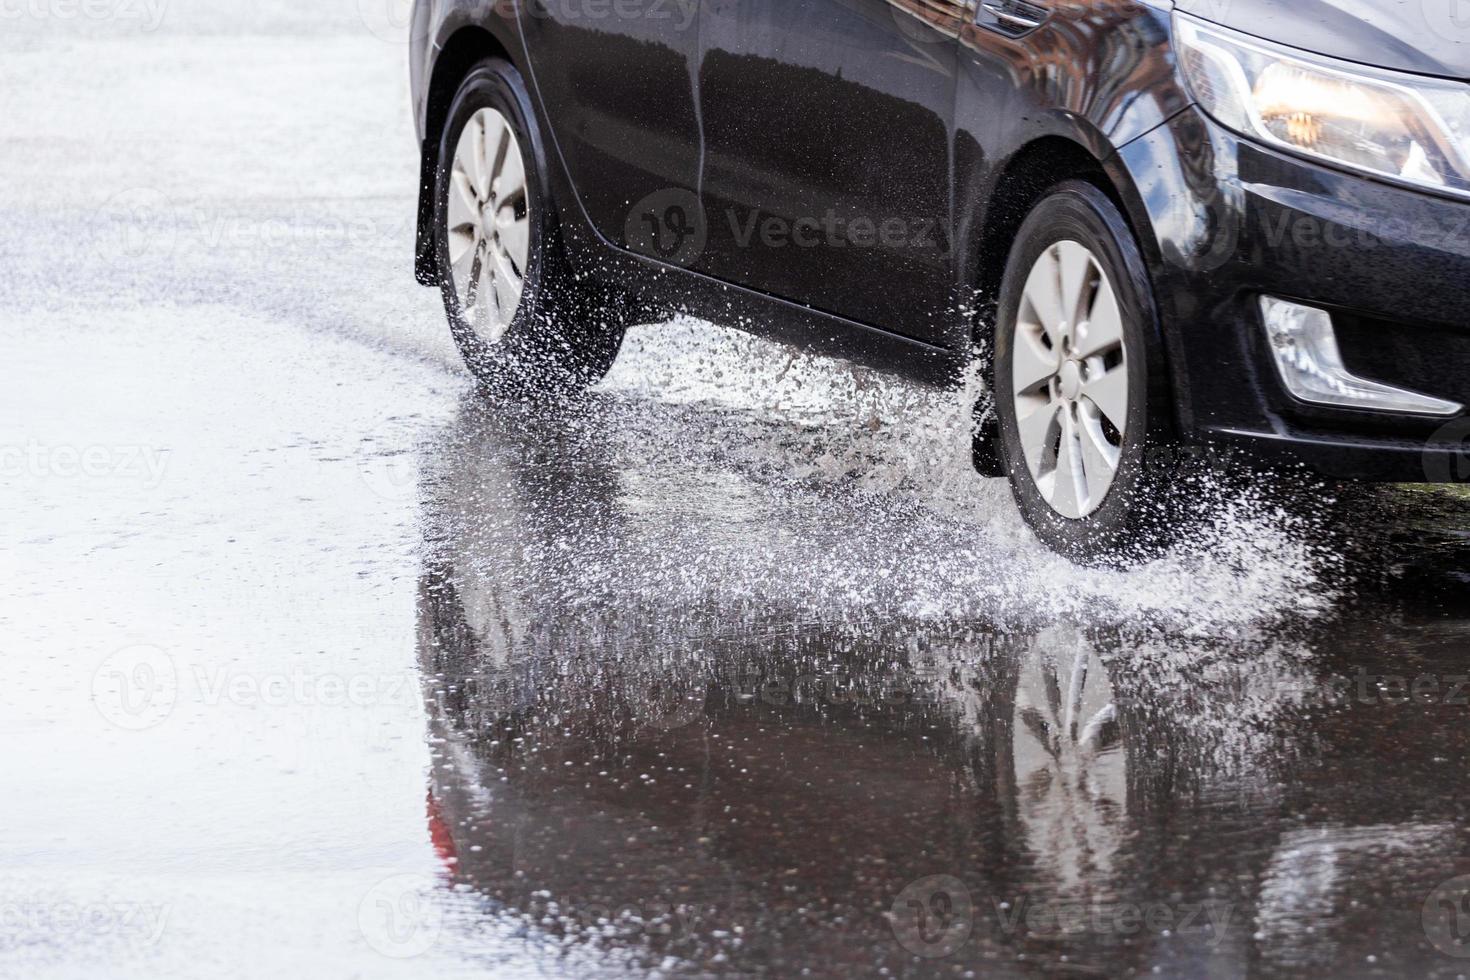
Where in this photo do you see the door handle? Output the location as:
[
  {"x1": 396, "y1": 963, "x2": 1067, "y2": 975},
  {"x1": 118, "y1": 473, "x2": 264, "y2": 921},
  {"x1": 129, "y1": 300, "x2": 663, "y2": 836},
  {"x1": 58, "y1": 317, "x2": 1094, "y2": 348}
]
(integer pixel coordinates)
[{"x1": 979, "y1": 0, "x2": 1048, "y2": 34}]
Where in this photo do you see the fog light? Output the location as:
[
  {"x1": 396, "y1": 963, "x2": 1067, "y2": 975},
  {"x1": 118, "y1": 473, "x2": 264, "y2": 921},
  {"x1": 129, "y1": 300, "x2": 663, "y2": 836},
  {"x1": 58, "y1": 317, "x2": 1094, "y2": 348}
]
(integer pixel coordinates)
[{"x1": 1259, "y1": 297, "x2": 1462, "y2": 416}]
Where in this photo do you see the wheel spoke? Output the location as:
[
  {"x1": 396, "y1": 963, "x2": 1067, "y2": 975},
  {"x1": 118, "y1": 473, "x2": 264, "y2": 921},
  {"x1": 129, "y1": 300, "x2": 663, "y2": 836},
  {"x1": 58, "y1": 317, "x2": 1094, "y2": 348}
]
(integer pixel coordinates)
[
  {"x1": 1016, "y1": 402, "x2": 1060, "y2": 474},
  {"x1": 457, "y1": 116, "x2": 485, "y2": 200},
  {"x1": 490, "y1": 246, "x2": 524, "y2": 317},
  {"x1": 1076, "y1": 280, "x2": 1123, "y2": 359},
  {"x1": 1013, "y1": 326, "x2": 1057, "y2": 393},
  {"x1": 1065, "y1": 649, "x2": 1088, "y2": 736},
  {"x1": 1057, "y1": 241, "x2": 1095, "y2": 331},
  {"x1": 1082, "y1": 364, "x2": 1128, "y2": 431},
  {"x1": 474, "y1": 115, "x2": 498, "y2": 200},
  {"x1": 483, "y1": 111, "x2": 510, "y2": 187},
  {"x1": 1021, "y1": 247, "x2": 1067, "y2": 350},
  {"x1": 474, "y1": 254, "x2": 495, "y2": 317},
  {"x1": 1077, "y1": 703, "x2": 1119, "y2": 753},
  {"x1": 494, "y1": 144, "x2": 527, "y2": 211},
  {"x1": 1078, "y1": 413, "x2": 1121, "y2": 507},
  {"x1": 449, "y1": 238, "x2": 478, "y2": 297},
  {"x1": 490, "y1": 279, "x2": 516, "y2": 339},
  {"x1": 450, "y1": 171, "x2": 481, "y2": 234},
  {"x1": 1052, "y1": 412, "x2": 1086, "y2": 519},
  {"x1": 497, "y1": 209, "x2": 530, "y2": 274}
]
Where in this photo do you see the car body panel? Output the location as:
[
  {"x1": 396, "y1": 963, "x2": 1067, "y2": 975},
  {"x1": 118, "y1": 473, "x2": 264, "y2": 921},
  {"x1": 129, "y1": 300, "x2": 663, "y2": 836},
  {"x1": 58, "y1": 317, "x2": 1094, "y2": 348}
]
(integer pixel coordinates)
[
  {"x1": 515, "y1": 0, "x2": 703, "y2": 248},
  {"x1": 694, "y1": 0, "x2": 962, "y2": 342}
]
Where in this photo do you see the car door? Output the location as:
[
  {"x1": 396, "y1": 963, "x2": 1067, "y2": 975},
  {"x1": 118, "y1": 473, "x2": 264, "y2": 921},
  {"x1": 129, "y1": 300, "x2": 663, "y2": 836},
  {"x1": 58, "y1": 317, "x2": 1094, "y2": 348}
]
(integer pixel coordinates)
[
  {"x1": 694, "y1": 0, "x2": 965, "y2": 344},
  {"x1": 517, "y1": 0, "x2": 703, "y2": 249}
]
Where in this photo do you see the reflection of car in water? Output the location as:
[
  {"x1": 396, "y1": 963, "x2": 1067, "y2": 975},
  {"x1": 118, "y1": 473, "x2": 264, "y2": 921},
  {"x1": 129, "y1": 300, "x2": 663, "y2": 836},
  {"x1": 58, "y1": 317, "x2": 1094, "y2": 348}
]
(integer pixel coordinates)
[{"x1": 412, "y1": 398, "x2": 1470, "y2": 976}]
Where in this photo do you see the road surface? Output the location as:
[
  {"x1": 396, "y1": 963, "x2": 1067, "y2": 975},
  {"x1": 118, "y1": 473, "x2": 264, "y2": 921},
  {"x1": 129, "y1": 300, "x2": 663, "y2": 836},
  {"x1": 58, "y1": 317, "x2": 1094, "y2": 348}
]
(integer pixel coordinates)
[{"x1": 4, "y1": 4, "x2": 1470, "y2": 978}]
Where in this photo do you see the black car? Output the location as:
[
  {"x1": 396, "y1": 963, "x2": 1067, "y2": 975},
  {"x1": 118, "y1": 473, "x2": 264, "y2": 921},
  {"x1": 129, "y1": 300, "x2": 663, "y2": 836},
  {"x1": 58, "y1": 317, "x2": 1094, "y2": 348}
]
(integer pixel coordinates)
[{"x1": 406, "y1": 0, "x2": 1470, "y2": 558}]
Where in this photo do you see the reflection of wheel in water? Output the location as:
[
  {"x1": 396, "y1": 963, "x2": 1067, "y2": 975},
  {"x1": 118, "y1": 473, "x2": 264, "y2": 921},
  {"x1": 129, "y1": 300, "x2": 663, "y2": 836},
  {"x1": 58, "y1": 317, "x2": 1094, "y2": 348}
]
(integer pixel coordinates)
[{"x1": 1011, "y1": 628, "x2": 1126, "y2": 892}]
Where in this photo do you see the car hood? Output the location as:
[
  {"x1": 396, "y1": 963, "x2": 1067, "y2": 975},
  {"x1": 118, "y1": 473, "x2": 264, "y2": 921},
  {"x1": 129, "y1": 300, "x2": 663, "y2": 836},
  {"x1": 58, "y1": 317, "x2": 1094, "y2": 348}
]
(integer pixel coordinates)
[{"x1": 1175, "y1": 0, "x2": 1470, "y2": 79}]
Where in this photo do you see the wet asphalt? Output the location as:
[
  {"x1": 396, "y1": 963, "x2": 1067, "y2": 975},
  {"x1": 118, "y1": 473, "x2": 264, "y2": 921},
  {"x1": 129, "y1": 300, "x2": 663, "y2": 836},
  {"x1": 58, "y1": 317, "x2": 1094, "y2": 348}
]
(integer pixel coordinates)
[{"x1": 5, "y1": 6, "x2": 1470, "y2": 980}]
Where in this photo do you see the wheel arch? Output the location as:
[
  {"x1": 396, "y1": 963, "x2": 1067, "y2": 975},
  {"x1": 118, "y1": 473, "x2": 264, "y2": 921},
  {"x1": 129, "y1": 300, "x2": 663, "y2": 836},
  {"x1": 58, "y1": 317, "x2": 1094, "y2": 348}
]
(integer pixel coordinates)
[
  {"x1": 967, "y1": 135, "x2": 1163, "y2": 343},
  {"x1": 415, "y1": 25, "x2": 519, "y2": 285}
]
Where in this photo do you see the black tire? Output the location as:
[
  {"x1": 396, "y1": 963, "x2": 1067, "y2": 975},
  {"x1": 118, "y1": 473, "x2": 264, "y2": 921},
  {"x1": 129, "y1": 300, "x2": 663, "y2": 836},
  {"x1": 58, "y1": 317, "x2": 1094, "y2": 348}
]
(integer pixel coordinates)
[
  {"x1": 432, "y1": 59, "x2": 627, "y2": 394},
  {"x1": 993, "y1": 180, "x2": 1184, "y2": 563}
]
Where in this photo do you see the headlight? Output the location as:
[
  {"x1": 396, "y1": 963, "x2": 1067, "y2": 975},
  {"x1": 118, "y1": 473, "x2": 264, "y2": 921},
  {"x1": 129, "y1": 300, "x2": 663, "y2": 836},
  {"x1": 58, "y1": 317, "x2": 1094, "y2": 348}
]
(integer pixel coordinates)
[{"x1": 1175, "y1": 13, "x2": 1470, "y2": 199}]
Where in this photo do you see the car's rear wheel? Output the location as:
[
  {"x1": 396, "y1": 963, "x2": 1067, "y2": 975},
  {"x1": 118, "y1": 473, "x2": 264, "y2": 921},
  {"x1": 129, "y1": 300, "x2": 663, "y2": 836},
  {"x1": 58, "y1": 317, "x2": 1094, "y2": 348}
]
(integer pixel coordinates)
[
  {"x1": 993, "y1": 180, "x2": 1185, "y2": 562},
  {"x1": 432, "y1": 59, "x2": 628, "y2": 393}
]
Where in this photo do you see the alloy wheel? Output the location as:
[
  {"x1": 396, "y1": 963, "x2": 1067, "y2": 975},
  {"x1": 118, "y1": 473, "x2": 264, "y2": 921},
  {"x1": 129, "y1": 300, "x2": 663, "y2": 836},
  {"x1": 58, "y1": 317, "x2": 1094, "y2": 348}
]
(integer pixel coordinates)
[
  {"x1": 446, "y1": 107, "x2": 531, "y2": 345},
  {"x1": 1011, "y1": 241, "x2": 1130, "y2": 519}
]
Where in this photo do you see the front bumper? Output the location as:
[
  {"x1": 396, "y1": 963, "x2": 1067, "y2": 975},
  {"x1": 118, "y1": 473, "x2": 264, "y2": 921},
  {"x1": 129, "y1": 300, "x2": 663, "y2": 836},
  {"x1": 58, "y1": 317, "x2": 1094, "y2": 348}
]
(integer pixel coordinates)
[{"x1": 1118, "y1": 106, "x2": 1470, "y2": 483}]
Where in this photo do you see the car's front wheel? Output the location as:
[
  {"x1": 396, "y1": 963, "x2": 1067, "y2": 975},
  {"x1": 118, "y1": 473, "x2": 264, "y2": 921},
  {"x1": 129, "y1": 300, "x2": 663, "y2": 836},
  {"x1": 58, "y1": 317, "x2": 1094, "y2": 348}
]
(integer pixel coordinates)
[
  {"x1": 432, "y1": 59, "x2": 628, "y2": 393},
  {"x1": 993, "y1": 180, "x2": 1185, "y2": 562}
]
